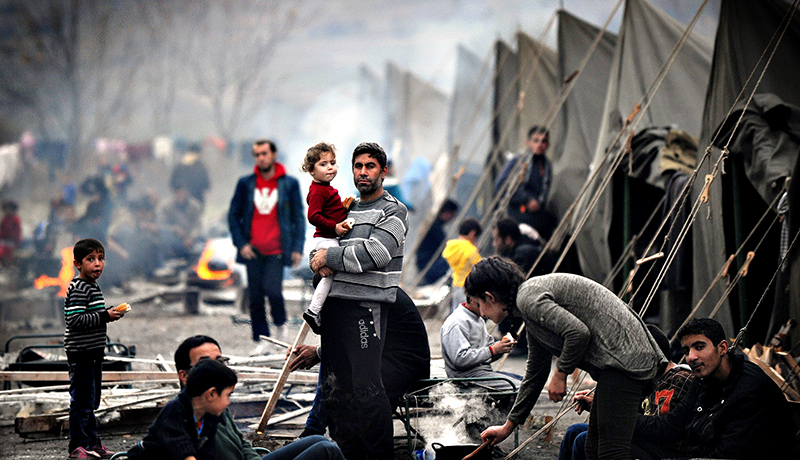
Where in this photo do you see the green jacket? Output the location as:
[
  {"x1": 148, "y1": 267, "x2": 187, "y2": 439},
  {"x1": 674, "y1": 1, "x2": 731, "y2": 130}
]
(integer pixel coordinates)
[{"x1": 216, "y1": 409, "x2": 261, "y2": 460}]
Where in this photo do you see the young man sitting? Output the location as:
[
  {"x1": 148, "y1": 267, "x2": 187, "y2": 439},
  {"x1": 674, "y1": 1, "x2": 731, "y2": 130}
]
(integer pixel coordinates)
[{"x1": 632, "y1": 318, "x2": 796, "y2": 459}]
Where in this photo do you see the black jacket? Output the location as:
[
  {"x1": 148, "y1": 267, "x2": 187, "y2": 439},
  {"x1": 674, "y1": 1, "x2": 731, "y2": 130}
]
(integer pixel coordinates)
[
  {"x1": 634, "y1": 351, "x2": 796, "y2": 459},
  {"x1": 128, "y1": 391, "x2": 219, "y2": 460}
]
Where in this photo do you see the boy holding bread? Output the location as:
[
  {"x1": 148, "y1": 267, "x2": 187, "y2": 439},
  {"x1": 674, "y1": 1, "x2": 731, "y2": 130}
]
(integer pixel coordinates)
[{"x1": 64, "y1": 238, "x2": 127, "y2": 459}]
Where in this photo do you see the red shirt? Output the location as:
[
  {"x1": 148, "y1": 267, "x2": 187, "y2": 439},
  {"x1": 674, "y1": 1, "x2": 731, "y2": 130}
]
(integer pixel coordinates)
[
  {"x1": 0, "y1": 214, "x2": 21, "y2": 246},
  {"x1": 249, "y1": 164, "x2": 284, "y2": 256},
  {"x1": 307, "y1": 181, "x2": 348, "y2": 238}
]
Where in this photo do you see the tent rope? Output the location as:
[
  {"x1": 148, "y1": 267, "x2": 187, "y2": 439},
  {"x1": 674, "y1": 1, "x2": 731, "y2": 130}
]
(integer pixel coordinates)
[
  {"x1": 731, "y1": 227, "x2": 800, "y2": 351},
  {"x1": 669, "y1": 182, "x2": 786, "y2": 342},
  {"x1": 526, "y1": 0, "x2": 710, "y2": 279},
  {"x1": 636, "y1": 0, "x2": 800, "y2": 318}
]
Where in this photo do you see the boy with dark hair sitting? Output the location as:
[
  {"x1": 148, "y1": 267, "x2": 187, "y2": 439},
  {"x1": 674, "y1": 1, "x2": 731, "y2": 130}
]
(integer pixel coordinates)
[{"x1": 128, "y1": 359, "x2": 238, "y2": 460}]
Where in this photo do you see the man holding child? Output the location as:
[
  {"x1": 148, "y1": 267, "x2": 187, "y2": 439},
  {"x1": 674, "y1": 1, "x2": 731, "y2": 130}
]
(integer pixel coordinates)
[{"x1": 310, "y1": 142, "x2": 408, "y2": 460}]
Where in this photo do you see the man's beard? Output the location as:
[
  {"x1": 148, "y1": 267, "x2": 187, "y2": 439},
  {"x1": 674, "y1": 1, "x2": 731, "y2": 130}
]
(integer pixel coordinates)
[{"x1": 355, "y1": 176, "x2": 381, "y2": 196}]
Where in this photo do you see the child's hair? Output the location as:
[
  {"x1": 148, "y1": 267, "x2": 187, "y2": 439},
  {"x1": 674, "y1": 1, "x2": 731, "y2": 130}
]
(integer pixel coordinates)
[
  {"x1": 458, "y1": 218, "x2": 482, "y2": 237},
  {"x1": 301, "y1": 142, "x2": 337, "y2": 173},
  {"x1": 73, "y1": 238, "x2": 105, "y2": 263},
  {"x1": 185, "y1": 358, "x2": 238, "y2": 398}
]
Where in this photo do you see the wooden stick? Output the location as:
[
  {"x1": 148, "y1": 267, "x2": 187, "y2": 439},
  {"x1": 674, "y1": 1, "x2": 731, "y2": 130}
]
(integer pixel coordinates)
[
  {"x1": 258, "y1": 334, "x2": 292, "y2": 349},
  {"x1": 462, "y1": 439, "x2": 491, "y2": 460},
  {"x1": 256, "y1": 322, "x2": 311, "y2": 432},
  {"x1": 502, "y1": 394, "x2": 590, "y2": 460}
]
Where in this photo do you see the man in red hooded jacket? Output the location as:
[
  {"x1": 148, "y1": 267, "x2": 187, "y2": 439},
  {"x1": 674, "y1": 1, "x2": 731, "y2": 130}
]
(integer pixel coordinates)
[{"x1": 228, "y1": 139, "x2": 305, "y2": 352}]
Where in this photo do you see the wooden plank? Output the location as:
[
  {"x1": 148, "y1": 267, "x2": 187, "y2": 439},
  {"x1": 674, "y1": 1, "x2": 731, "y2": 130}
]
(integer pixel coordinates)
[
  {"x1": 0, "y1": 370, "x2": 318, "y2": 385},
  {"x1": 266, "y1": 406, "x2": 312, "y2": 427},
  {"x1": 748, "y1": 355, "x2": 800, "y2": 401},
  {"x1": 256, "y1": 322, "x2": 310, "y2": 432},
  {"x1": 16, "y1": 406, "x2": 163, "y2": 436}
]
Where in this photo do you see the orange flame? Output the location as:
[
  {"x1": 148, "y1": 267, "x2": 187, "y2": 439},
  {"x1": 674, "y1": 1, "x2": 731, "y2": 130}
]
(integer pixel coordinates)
[
  {"x1": 34, "y1": 246, "x2": 74, "y2": 297},
  {"x1": 196, "y1": 241, "x2": 232, "y2": 281}
]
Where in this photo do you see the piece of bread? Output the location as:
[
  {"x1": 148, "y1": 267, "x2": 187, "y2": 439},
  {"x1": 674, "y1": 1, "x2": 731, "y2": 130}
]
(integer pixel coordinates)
[
  {"x1": 342, "y1": 217, "x2": 356, "y2": 230},
  {"x1": 114, "y1": 303, "x2": 131, "y2": 313},
  {"x1": 342, "y1": 196, "x2": 355, "y2": 210}
]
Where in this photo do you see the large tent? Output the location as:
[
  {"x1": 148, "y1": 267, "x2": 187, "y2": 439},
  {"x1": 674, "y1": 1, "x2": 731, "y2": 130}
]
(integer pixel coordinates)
[
  {"x1": 572, "y1": 0, "x2": 713, "y2": 294},
  {"x1": 384, "y1": 62, "x2": 449, "y2": 183},
  {"x1": 447, "y1": 45, "x2": 492, "y2": 217},
  {"x1": 692, "y1": 0, "x2": 800, "y2": 343},
  {"x1": 548, "y1": 10, "x2": 617, "y2": 222}
]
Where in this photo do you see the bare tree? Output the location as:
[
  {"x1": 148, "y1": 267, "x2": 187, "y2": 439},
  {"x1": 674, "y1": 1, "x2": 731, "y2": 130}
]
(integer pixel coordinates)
[
  {"x1": 0, "y1": 1, "x2": 145, "y2": 168},
  {"x1": 179, "y1": 0, "x2": 307, "y2": 143}
]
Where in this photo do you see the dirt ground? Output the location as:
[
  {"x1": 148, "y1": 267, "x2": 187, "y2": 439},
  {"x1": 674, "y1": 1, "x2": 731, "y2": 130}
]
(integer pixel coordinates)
[{"x1": 0, "y1": 281, "x2": 582, "y2": 460}]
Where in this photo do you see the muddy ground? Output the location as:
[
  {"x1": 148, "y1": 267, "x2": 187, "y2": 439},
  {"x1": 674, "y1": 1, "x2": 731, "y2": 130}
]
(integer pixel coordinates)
[{"x1": 0, "y1": 280, "x2": 584, "y2": 459}]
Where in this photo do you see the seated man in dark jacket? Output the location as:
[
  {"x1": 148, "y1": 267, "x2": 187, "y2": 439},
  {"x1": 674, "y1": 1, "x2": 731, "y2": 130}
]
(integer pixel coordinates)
[{"x1": 632, "y1": 318, "x2": 796, "y2": 459}]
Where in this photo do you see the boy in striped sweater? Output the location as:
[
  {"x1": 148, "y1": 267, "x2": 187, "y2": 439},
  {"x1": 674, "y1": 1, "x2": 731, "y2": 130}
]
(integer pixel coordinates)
[{"x1": 64, "y1": 238, "x2": 126, "y2": 459}]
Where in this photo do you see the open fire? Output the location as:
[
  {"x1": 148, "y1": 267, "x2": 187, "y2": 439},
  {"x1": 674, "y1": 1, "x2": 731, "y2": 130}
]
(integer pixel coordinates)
[
  {"x1": 34, "y1": 246, "x2": 74, "y2": 297},
  {"x1": 195, "y1": 240, "x2": 233, "y2": 281}
]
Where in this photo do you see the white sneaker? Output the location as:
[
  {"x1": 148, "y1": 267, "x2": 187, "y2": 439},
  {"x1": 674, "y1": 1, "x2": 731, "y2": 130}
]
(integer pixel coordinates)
[
  {"x1": 251, "y1": 342, "x2": 269, "y2": 356},
  {"x1": 274, "y1": 325, "x2": 288, "y2": 342}
]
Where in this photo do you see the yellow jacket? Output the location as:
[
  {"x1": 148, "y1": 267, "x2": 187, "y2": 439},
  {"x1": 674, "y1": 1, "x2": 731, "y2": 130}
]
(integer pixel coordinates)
[{"x1": 442, "y1": 238, "x2": 481, "y2": 288}]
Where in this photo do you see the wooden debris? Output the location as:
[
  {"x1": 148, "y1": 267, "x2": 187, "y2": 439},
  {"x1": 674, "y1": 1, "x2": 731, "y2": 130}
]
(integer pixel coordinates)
[
  {"x1": 744, "y1": 343, "x2": 800, "y2": 401},
  {"x1": 256, "y1": 322, "x2": 310, "y2": 432},
  {"x1": 0, "y1": 370, "x2": 318, "y2": 385}
]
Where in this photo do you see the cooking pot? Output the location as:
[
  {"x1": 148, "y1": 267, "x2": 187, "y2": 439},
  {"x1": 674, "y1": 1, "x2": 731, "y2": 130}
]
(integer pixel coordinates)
[{"x1": 431, "y1": 442, "x2": 492, "y2": 460}]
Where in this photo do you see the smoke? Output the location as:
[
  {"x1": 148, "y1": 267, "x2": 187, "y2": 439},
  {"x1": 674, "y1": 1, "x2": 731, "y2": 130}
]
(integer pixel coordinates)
[{"x1": 408, "y1": 382, "x2": 508, "y2": 450}]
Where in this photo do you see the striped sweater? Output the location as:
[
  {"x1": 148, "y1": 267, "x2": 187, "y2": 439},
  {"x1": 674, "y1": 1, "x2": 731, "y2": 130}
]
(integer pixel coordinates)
[
  {"x1": 64, "y1": 277, "x2": 110, "y2": 354},
  {"x1": 325, "y1": 191, "x2": 408, "y2": 304}
]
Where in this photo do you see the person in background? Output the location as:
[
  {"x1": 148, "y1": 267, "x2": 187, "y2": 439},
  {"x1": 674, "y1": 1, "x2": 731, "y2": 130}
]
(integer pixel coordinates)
[
  {"x1": 228, "y1": 139, "x2": 305, "y2": 350},
  {"x1": 382, "y1": 160, "x2": 413, "y2": 211},
  {"x1": 170, "y1": 144, "x2": 211, "y2": 206},
  {"x1": 157, "y1": 186, "x2": 202, "y2": 263},
  {"x1": 442, "y1": 217, "x2": 482, "y2": 312},
  {"x1": 495, "y1": 125, "x2": 556, "y2": 239},
  {"x1": 0, "y1": 200, "x2": 22, "y2": 266},
  {"x1": 416, "y1": 199, "x2": 458, "y2": 285},
  {"x1": 64, "y1": 239, "x2": 126, "y2": 459}
]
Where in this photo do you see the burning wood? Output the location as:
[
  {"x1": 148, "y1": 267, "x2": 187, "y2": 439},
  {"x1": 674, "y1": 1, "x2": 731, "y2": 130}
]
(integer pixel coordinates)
[
  {"x1": 195, "y1": 240, "x2": 232, "y2": 281},
  {"x1": 33, "y1": 246, "x2": 73, "y2": 297}
]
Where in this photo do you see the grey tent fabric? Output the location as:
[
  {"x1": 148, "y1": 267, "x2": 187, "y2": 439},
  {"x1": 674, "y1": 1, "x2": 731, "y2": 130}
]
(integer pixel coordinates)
[
  {"x1": 384, "y1": 62, "x2": 449, "y2": 178},
  {"x1": 573, "y1": 0, "x2": 712, "y2": 285},
  {"x1": 713, "y1": 94, "x2": 800, "y2": 205},
  {"x1": 447, "y1": 45, "x2": 493, "y2": 216},
  {"x1": 693, "y1": 0, "x2": 800, "y2": 334},
  {"x1": 549, "y1": 10, "x2": 617, "y2": 224},
  {"x1": 493, "y1": 40, "x2": 520, "y2": 158},
  {"x1": 712, "y1": 94, "x2": 800, "y2": 341},
  {"x1": 517, "y1": 32, "x2": 560, "y2": 150}
]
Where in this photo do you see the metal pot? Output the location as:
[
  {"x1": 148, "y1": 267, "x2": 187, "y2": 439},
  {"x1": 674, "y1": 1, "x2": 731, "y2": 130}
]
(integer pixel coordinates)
[{"x1": 430, "y1": 442, "x2": 492, "y2": 460}]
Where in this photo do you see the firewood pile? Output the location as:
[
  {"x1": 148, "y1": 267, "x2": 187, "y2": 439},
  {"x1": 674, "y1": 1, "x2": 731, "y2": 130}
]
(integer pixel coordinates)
[{"x1": 742, "y1": 321, "x2": 800, "y2": 402}]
